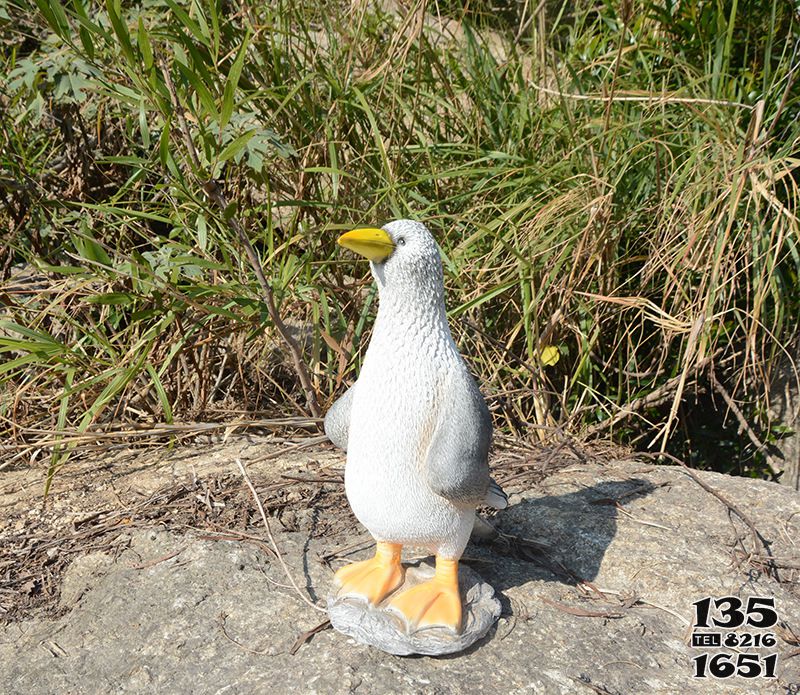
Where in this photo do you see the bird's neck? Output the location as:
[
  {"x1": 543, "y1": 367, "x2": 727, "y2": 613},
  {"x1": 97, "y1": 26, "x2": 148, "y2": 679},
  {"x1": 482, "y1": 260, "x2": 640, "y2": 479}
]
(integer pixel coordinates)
[{"x1": 373, "y1": 280, "x2": 452, "y2": 347}]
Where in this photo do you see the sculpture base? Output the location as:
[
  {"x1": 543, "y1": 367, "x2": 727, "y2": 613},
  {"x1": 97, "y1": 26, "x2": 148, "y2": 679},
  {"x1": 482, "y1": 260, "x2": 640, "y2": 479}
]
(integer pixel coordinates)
[{"x1": 327, "y1": 559, "x2": 501, "y2": 656}]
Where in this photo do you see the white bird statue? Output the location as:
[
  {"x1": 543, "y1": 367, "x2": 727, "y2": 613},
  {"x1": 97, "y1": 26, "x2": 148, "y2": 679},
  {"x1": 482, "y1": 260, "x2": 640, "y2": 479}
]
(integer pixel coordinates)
[{"x1": 324, "y1": 220, "x2": 507, "y2": 633}]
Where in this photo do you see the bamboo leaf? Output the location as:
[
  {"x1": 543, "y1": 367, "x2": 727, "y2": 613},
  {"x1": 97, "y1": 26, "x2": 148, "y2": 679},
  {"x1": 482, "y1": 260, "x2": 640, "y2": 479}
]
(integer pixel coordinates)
[
  {"x1": 137, "y1": 17, "x2": 153, "y2": 72},
  {"x1": 217, "y1": 128, "x2": 255, "y2": 163},
  {"x1": 105, "y1": 0, "x2": 135, "y2": 65},
  {"x1": 220, "y1": 29, "x2": 251, "y2": 130},
  {"x1": 163, "y1": 0, "x2": 210, "y2": 48},
  {"x1": 146, "y1": 362, "x2": 173, "y2": 423}
]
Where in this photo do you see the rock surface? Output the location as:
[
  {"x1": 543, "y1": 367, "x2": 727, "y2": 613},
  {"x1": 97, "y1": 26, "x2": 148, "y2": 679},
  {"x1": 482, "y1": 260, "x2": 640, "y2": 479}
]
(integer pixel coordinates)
[{"x1": 1, "y1": 443, "x2": 799, "y2": 694}]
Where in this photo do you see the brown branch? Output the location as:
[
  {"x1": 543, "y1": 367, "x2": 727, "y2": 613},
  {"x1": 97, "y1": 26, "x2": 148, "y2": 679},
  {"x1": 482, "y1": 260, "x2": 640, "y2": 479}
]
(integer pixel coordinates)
[
  {"x1": 129, "y1": 547, "x2": 184, "y2": 570},
  {"x1": 217, "y1": 612, "x2": 273, "y2": 655},
  {"x1": 159, "y1": 61, "x2": 321, "y2": 419},
  {"x1": 160, "y1": 62, "x2": 202, "y2": 171},
  {"x1": 585, "y1": 351, "x2": 735, "y2": 438},
  {"x1": 585, "y1": 364, "x2": 702, "y2": 437},
  {"x1": 541, "y1": 597, "x2": 625, "y2": 619},
  {"x1": 710, "y1": 373, "x2": 780, "y2": 477},
  {"x1": 570, "y1": 675, "x2": 617, "y2": 695}
]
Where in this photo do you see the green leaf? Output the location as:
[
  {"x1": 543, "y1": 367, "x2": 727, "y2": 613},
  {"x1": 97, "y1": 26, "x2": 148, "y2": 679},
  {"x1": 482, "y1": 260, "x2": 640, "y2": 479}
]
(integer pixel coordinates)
[
  {"x1": 0, "y1": 321, "x2": 65, "y2": 354},
  {"x1": 197, "y1": 213, "x2": 207, "y2": 251},
  {"x1": 78, "y1": 26, "x2": 95, "y2": 60},
  {"x1": 72, "y1": 229, "x2": 112, "y2": 266},
  {"x1": 218, "y1": 128, "x2": 255, "y2": 163},
  {"x1": 70, "y1": 0, "x2": 106, "y2": 37},
  {"x1": 45, "y1": 367, "x2": 76, "y2": 497},
  {"x1": 32, "y1": 0, "x2": 57, "y2": 32},
  {"x1": 451, "y1": 281, "x2": 516, "y2": 316},
  {"x1": 36, "y1": 263, "x2": 87, "y2": 275},
  {"x1": 74, "y1": 369, "x2": 131, "y2": 434},
  {"x1": 191, "y1": 0, "x2": 211, "y2": 48},
  {"x1": 34, "y1": 0, "x2": 70, "y2": 37},
  {"x1": 105, "y1": 0, "x2": 135, "y2": 65},
  {"x1": 164, "y1": 0, "x2": 211, "y2": 48},
  {"x1": 175, "y1": 57, "x2": 219, "y2": 118},
  {"x1": 159, "y1": 119, "x2": 172, "y2": 167},
  {"x1": 85, "y1": 292, "x2": 135, "y2": 305},
  {"x1": 220, "y1": 29, "x2": 251, "y2": 130},
  {"x1": 137, "y1": 17, "x2": 153, "y2": 72},
  {"x1": 0, "y1": 354, "x2": 42, "y2": 376},
  {"x1": 206, "y1": 0, "x2": 220, "y2": 58},
  {"x1": 146, "y1": 363, "x2": 173, "y2": 423},
  {"x1": 138, "y1": 100, "x2": 151, "y2": 149}
]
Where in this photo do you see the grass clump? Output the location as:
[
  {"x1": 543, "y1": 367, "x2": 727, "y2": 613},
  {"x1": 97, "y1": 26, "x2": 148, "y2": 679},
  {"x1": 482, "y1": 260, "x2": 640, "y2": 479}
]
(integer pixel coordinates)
[{"x1": 1, "y1": 0, "x2": 798, "y2": 483}]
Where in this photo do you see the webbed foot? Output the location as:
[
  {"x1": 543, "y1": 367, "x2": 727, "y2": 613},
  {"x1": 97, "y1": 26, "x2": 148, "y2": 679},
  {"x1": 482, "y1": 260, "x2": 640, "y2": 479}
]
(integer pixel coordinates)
[
  {"x1": 387, "y1": 557, "x2": 462, "y2": 633},
  {"x1": 334, "y1": 542, "x2": 404, "y2": 605}
]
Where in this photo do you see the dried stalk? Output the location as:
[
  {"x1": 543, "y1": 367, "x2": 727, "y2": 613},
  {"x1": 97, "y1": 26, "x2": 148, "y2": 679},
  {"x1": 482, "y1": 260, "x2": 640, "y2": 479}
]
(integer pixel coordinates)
[
  {"x1": 527, "y1": 82, "x2": 753, "y2": 109},
  {"x1": 585, "y1": 353, "x2": 715, "y2": 437}
]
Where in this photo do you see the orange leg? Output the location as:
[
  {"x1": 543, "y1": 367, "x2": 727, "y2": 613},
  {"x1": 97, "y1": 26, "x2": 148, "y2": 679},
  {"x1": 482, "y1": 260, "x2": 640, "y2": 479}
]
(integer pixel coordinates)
[
  {"x1": 334, "y1": 542, "x2": 405, "y2": 605},
  {"x1": 387, "y1": 556, "x2": 462, "y2": 633}
]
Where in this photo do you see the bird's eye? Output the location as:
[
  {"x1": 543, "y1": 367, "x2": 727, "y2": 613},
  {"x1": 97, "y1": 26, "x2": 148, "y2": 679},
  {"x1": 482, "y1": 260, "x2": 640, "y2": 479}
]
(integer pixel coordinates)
[{"x1": 398, "y1": 237, "x2": 406, "y2": 246}]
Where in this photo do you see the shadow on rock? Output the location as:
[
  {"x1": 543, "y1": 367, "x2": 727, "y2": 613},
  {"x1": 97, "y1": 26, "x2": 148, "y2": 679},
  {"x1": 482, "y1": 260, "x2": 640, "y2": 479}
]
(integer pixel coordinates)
[{"x1": 473, "y1": 477, "x2": 657, "y2": 594}]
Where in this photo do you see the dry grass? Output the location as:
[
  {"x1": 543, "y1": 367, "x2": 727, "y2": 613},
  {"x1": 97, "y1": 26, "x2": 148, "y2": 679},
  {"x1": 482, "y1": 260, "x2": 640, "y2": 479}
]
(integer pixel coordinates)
[{"x1": 1, "y1": 0, "x2": 798, "y2": 480}]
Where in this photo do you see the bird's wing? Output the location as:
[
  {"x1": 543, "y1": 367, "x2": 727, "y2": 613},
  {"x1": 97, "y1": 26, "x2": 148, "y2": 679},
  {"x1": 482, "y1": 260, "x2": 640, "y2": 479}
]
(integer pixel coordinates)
[
  {"x1": 424, "y1": 369, "x2": 492, "y2": 505},
  {"x1": 324, "y1": 382, "x2": 356, "y2": 451},
  {"x1": 485, "y1": 477, "x2": 508, "y2": 509}
]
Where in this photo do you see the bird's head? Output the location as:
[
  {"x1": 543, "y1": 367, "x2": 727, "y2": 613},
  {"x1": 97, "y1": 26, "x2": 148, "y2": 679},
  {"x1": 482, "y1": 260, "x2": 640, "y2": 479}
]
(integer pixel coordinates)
[{"x1": 337, "y1": 220, "x2": 443, "y2": 298}]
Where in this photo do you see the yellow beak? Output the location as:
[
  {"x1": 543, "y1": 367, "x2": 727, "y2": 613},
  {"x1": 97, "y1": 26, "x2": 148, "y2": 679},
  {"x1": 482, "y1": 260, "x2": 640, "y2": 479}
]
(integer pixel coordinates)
[{"x1": 337, "y1": 227, "x2": 395, "y2": 263}]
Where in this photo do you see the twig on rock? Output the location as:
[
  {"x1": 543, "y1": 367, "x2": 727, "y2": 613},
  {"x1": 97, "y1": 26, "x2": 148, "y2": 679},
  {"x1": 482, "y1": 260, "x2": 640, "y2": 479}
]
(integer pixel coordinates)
[
  {"x1": 235, "y1": 458, "x2": 327, "y2": 614},
  {"x1": 320, "y1": 538, "x2": 376, "y2": 569},
  {"x1": 129, "y1": 547, "x2": 184, "y2": 570},
  {"x1": 593, "y1": 587, "x2": 690, "y2": 626},
  {"x1": 570, "y1": 673, "x2": 620, "y2": 695},
  {"x1": 289, "y1": 619, "x2": 332, "y2": 655},
  {"x1": 249, "y1": 435, "x2": 330, "y2": 464},
  {"x1": 643, "y1": 452, "x2": 779, "y2": 580},
  {"x1": 541, "y1": 597, "x2": 625, "y2": 619},
  {"x1": 218, "y1": 612, "x2": 273, "y2": 655}
]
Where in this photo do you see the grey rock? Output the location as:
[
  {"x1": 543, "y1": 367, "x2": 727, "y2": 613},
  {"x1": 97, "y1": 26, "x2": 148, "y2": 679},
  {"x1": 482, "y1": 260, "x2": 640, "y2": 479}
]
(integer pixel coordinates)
[
  {"x1": 1, "y1": 455, "x2": 799, "y2": 694},
  {"x1": 327, "y1": 561, "x2": 501, "y2": 656}
]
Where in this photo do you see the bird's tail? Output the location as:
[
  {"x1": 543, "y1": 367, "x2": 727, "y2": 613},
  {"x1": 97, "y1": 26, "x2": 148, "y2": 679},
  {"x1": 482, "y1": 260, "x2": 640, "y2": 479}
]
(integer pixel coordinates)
[{"x1": 484, "y1": 477, "x2": 508, "y2": 509}]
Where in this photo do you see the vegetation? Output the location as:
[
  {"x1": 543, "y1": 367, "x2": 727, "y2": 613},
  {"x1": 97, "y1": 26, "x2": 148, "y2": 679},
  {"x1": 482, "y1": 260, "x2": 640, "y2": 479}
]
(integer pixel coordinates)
[{"x1": 1, "y1": 0, "x2": 798, "y2": 485}]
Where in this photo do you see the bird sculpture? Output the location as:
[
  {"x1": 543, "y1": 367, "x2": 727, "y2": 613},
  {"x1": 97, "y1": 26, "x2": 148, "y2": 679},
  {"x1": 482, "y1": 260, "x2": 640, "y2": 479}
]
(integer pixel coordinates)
[{"x1": 324, "y1": 220, "x2": 507, "y2": 634}]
